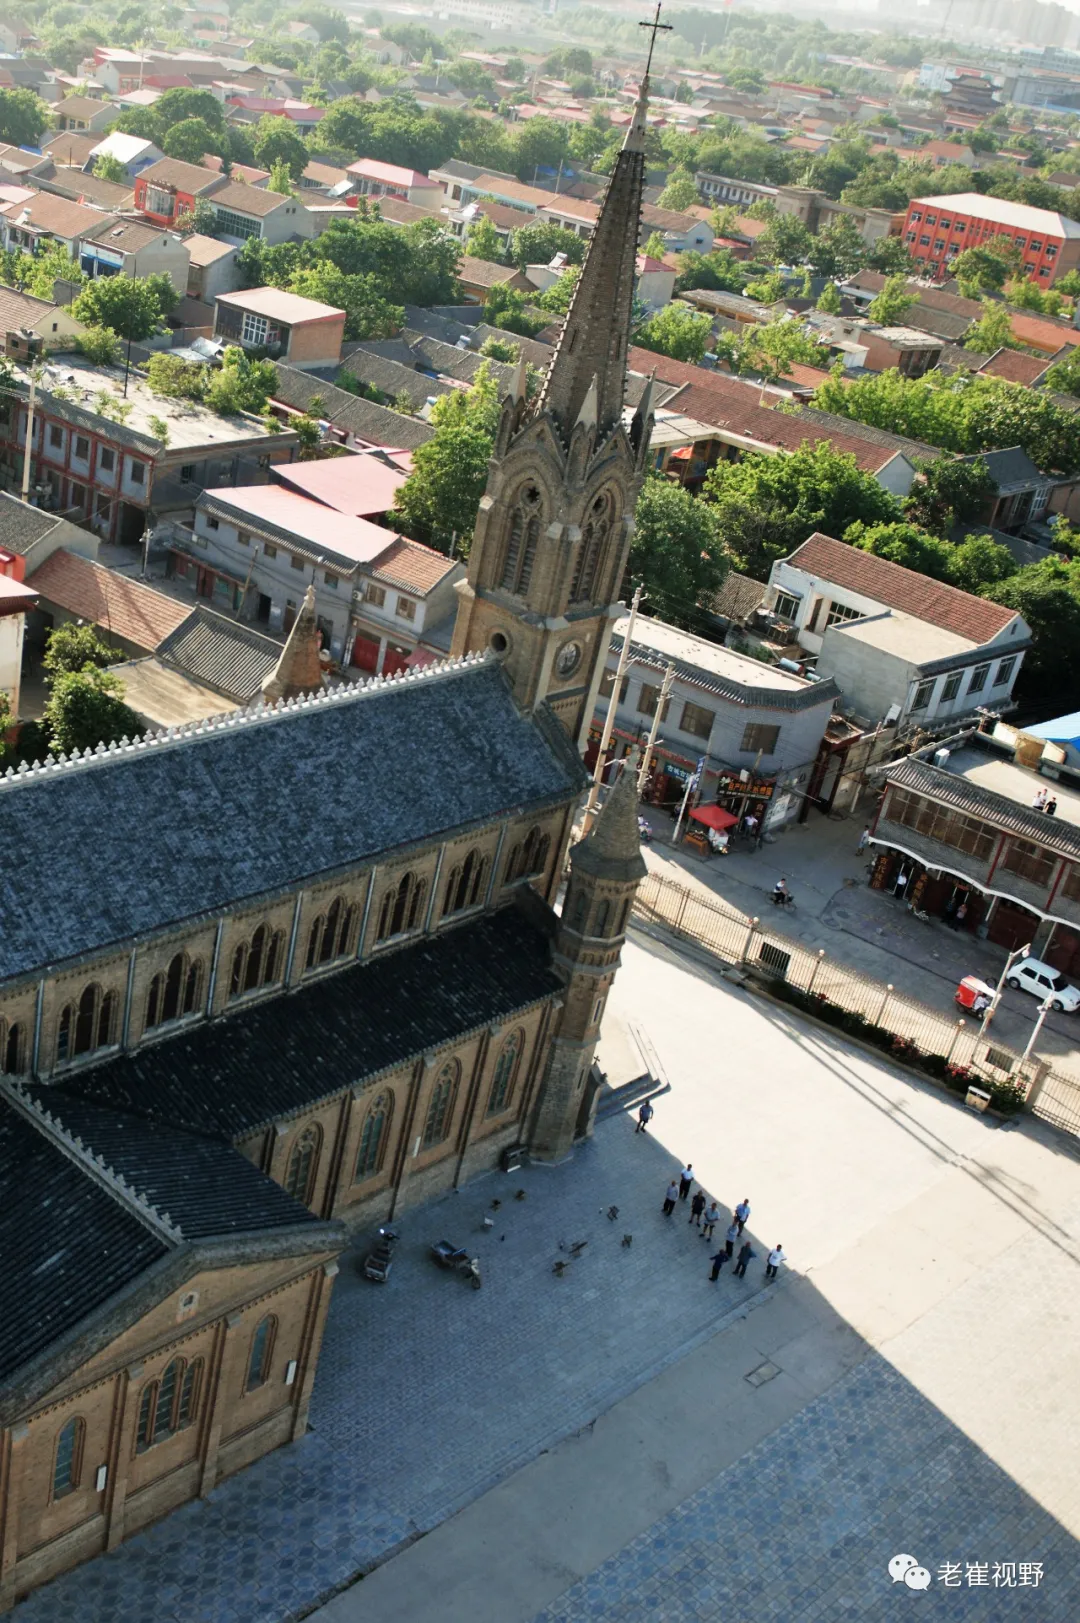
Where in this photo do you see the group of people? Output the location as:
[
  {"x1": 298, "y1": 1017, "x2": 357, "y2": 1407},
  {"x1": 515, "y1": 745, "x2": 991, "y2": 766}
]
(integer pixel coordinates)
[
  {"x1": 656, "y1": 1153, "x2": 786, "y2": 1285},
  {"x1": 1032, "y1": 788, "x2": 1059, "y2": 817}
]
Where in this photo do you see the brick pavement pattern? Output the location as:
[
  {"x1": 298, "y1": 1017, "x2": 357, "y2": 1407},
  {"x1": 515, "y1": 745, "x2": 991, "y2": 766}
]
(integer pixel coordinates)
[
  {"x1": 532, "y1": 1355, "x2": 1079, "y2": 1622},
  {"x1": 15, "y1": 1127, "x2": 758, "y2": 1623}
]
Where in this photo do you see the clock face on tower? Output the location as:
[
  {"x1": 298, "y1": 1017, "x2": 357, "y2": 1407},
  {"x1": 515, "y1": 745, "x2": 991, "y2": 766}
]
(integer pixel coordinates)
[{"x1": 555, "y1": 640, "x2": 582, "y2": 679}]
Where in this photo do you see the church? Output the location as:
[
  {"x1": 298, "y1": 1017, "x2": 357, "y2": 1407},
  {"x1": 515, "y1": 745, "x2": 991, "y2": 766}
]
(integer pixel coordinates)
[{"x1": 0, "y1": 77, "x2": 656, "y2": 1610}]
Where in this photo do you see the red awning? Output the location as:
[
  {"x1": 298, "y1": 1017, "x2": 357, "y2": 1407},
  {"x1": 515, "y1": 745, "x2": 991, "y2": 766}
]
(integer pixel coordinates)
[{"x1": 690, "y1": 805, "x2": 739, "y2": 832}]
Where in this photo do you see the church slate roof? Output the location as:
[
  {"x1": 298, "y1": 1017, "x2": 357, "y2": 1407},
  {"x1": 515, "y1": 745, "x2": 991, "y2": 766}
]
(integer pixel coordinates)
[
  {"x1": 50, "y1": 905, "x2": 562, "y2": 1139},
  {"x1": 21, "y1": 1087, "x2": 322, "y2": 1239},
  {"x1": 0, "y1": 659, "x2": 584, "y2": 983},
  {"x1": 0, "y1": 1097, "x2": 168, "y2": 1382}
]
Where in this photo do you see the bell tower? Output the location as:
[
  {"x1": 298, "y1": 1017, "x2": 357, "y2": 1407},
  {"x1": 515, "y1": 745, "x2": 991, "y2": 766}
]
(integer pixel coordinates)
[
  {"x1": 450, "y1": 73, "x2": 657, "y2": 749},
  {"x1": 529, "y1": 755, "x2": 648, "y2": 1160}
]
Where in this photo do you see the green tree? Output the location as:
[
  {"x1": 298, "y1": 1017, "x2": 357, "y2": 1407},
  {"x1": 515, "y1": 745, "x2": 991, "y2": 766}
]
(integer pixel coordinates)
[
  {"x1": 674, "y1": 248, "x2": 745, "y2": 295},
  {"x1": 465, "y1": 214, "x2": 504, "y2": 263},
  {"x1": 946, "y1": 532, "x2": 1016, "y2": 593},
  {"x1": 155, "y1": 86, "x2": 227, "y2": 131},
  {"x1": 844, "y1": 519, "x2": 952, "y2": 578},
  {"x1": 867, "y1": 275, "x2": 917, "y2": 326},
  {"x1": 266, "y1": 158, "x2": 294, "y2": 196},
  {"x1": 987, "y1": 556, "x2": 1080, "y2": 713},
  {"x1": 483, "y1": 282, "x2": 547, "y2": 337},
  {"x1": 816, "y1": 280, "x2": 841, "y2": 313},
  {"x1": 93, "y1": 153, "x2": 127, "y2": 183},
  {"x1": 643, "y1": 231, "x2": 668, "y2": 261},
  {"x1": 1043, "y1": 347, "x2": 1080, "y2": 398},
  {"x1": 953, "y1": 244, "x2": 1011, "y2": 298},
  {"x1": 254, "y1": 115, "x2": 309, "y2": 179},
  {"x1": 806, "y1": 216, "x2": 866, "y2": 278},
  {"x1": 1055, "y1": 269, "x2": 1080, "y2": 298},
  {"x1": 656, "y1": 171, "x2": 699, "y2": 212},
  {"x1": 0, "y1": 87, "x2": 48, "y2": 147},
  {"x1": 73, "y1": 273, "x2": 178, "y2": 340},
  {"x1": 390, "y1": 364, "x2": 500, "y2": 550},
  {"x1": 205, "y1": 346, "x2": 278, "y2": 415},
  {"x1": 479, "y1": 335, "x2": 518, "y2": 362},
  {"x1": 628, "y1": 475, "x2": 730, "y2": 630},
  {"x1": 163, "y1": 117, "x2": 221, "y2": 164},
  {"x1": 866, "y1": 237, "x2": 914, "y2": 276},
  {"x1": 905, "y1": 455, "x2": 997, "y2": 532},
  {"x1": 511, "y1": 116, "x2": 569, "y2": 182},
  {"x1": 737, "y1": 318, "x2": 824, "y2": 386},
  {"x1": 755, "y1": 214, "x2": 813, "y2": 266},
  {"x1": 507, "y1": 221, "x2": 586, "y2": 269},
  {"x1": 743, "y1": 271, "x2": 787, "y2": 304},
  {"x1": 42, "y1": 623, "x2": 123, "y2": 677},
  {"x1": 534, "y1": 266, "x2": 579, "y2": 314},
  {"x1": 703, "y1": 441, "x2": 900, "y2": 578},
  {"x1": 635, "y1": 302, "x2": 713, "y2": 363},
  {"x1": 290, "y1": 264, "x2": 403, "y2": 338},
  {"x1": 74, "y1": 326, "x2": 122, "y2": 367},
  {"x1": 964, "y1": 299, "x2": 1021, "y2": 354},
  {"x1": 44, "y1": 667, "x2": 142, "y2": 756},
  {"x1": 147, "y1": 352, "x2": 208, "y2": 401}
]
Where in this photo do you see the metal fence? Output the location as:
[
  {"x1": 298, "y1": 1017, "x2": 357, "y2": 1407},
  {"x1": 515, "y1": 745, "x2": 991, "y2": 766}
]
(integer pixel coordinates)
[{"x1": 632, "y1": 870, "x2": 1080, "y2": 1140}]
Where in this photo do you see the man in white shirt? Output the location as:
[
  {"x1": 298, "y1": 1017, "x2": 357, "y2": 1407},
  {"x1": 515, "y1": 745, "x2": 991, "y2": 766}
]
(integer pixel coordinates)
[{"x1": 766, "y1": 1244, "x2": 786, "y2": 1281}]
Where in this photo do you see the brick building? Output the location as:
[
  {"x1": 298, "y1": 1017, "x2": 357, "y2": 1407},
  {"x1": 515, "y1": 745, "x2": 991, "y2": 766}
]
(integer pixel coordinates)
[
  {"x1": 0, "y1": 69, "x2": 660, "y2": 1606},
  {"x1": 901, "y1": 192, "x2": 1080, "y2": 285}
]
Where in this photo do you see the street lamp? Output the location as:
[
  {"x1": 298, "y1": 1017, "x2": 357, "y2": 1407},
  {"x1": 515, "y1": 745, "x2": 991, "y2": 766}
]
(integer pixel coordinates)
[
  {"x1": 979, "y1": 940, "x2": 1032, "y2": 1041},
  {"x1": 1018, "y1": 995, "x2": 1054, "y2": 1072}
]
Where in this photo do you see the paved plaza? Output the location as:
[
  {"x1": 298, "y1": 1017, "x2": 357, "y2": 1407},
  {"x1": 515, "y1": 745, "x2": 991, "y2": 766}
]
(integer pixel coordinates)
[{"x1": 20, "y1": 928, "x2": 1080, "y2": 1623}]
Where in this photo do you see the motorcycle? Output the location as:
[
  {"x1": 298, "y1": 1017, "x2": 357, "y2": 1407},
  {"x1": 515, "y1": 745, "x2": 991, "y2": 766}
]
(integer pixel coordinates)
[
  {"x1": 362, "y1": 1224, "x2": 399, "y2": 1283},
  {"x1": 637, "y1": 816, "x2": 653, "y2": 845},
  {"x1": 430, "y1": 1239, "x2": 482, "y2": 1289}
]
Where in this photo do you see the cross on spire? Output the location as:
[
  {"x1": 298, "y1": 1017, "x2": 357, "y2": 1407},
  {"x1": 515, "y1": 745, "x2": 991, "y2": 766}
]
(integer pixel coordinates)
[{"x1": 640, "y1": 3, "x2": 672, "y2": 83}]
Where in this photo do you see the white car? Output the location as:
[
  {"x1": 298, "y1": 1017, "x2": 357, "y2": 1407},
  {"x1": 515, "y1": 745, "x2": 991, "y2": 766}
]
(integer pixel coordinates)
[{"x1": 1006, "y1": 957, "x2": 1080, "y2": 1013}]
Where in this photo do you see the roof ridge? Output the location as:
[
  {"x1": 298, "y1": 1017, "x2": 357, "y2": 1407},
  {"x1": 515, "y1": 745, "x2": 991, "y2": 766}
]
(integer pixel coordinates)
[
  {"x1": 0, "y1": 1079, "x2": 183, "y2": 1244},
  {"x1": 0, "y1": 648, "x2": 494, "y2": 795}
]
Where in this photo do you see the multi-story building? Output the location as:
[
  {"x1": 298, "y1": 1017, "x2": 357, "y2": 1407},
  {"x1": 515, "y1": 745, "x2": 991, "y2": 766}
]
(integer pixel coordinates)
[
  {"x1": 77, "y1": 216, "x2": 190, "y2": 293},
  {"x1": 590, "y1": 612, "x2": 838, "y2": 832},
  {"x1": 344, "y1": 159, "x2": 443, "y2": 208},
  {"x1": 207, "y1": 182, "x2": 314, "y2": 246},
  {"x1": 902, "y1": 192, "x2": 1080, "y2": 285},
  {"x1": 133, "y1": 156, "x2": 228, "y2": 228},
  {"x1": 213, "y1": 287, "x2": 346, "y2": 371}
]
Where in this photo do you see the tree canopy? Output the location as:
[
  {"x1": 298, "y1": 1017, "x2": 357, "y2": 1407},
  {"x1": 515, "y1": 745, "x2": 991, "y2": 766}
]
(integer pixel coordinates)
[
  {"x1": 72, "y1": 274, "x2": 178, "y2": 341},
  {"x1": 635, "y1": 302, "x2": 713, "y2": 364},
  {"x1": 628, "y1": 475, "x2": 729, "y2": 631},
  {"x1": 390, "y1": 364, "x2": 500, "y2": 551}
]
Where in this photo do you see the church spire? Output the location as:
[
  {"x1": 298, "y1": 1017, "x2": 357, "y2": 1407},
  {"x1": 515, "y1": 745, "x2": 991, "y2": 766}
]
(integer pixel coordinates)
[{"x1": 535, "y1": 26, "x2": 659, "y2": 440}]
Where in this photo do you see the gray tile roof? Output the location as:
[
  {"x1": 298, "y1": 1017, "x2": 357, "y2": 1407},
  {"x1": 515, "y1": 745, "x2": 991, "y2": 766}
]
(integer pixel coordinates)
[
  {"x1": 53, "y1": 905, "x2": 561, "y2": 1139},
  {"x1": 793, "y1": 406, "x2": 941, "y2": 464},
  {"x1": 0, "y1": 659, "x2": 583, "y2": 983},
  {"x1": 272, "y1": 364, "x2": 435, "y2": 450},
  {"x1": 337, "y1": 349, "x2": 456, "y2": 411},
  {"x1": 0, "y1": 492, "x2": 61, "y2": 554},
  {"x1": 961, "y1": 445, "x2": 1045, "y2": 491},
  {"x1": 156, "y1": 605, "x2": 282, "y2": 702},
  {"x1": 885, "y1": 755, "x2": 1080, "y2": 860},
  {"x1": 0, "y1": 1093, "x2": 167, "y2": 1383}
]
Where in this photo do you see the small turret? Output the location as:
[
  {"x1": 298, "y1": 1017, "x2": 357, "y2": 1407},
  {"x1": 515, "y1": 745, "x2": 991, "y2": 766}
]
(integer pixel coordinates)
[{"x1": 261, "y1": 585, "x2": 324, "y2": 704}]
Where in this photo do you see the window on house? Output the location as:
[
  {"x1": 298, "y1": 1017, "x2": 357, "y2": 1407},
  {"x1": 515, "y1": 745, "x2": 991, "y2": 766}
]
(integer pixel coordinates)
[
  {"x1": 886, "y1": 787, "x2": 995, "y2": 861},
  {"x1": 246, "y1": 1315, "x2": 276, "y2": 1391},
  {"x1": 145, "y1": 952, "x2": 202, "y2": 1030},
  {"x1": 136, "y1": 1358, "x2": 203, "y2": 1450},
  {"x1": 376, "y1": 871, "x2": 427, "y2": 940},
  {"x1": 919, "y1": 234, "x2": 930, "y2": 246},
  {"x1": 487, "y1": 1030, "x2": 523, "y2": 1116},
  {"x1": 910, "y1": 678, "x2": 935, "y2": 712},
  {"x1": 598, "y1": 669, "x2": 629, "y2": 701},
  {"x1": 1000, "y1": 837, "x2": 1056, "y2": 889},
  {"x1": 1062, "y1": 865, "x2": 1080, "y2": 904},
  {"x1": 925, "y1": 213, "x2": 936, "y2": 225},
  {"x1": 74, "y1": 435, "x2": 89, "y2": 460},
  {"x1": 52, "y1": 1417, "x2": 84, "y2": 1499},
  {"x1": 396, "y1": 595, "x2": 416, "y2": 620},
  {"x1": 290, "y1": 554, "x2": 304, "y2": 571},
  {"x1": 505, "y1": 825, "x2": 550, "y2": 884},
  {"x1": 1030, "y1": 239, "x2": 1043, "y2": 252},
  {"x1": 443, "y1": 848, "x2": 488, "y2": 917},
  {"x1": 772, "y1": 590, "x2": 800, "y2": 622},
  {"x1": 355, "y1": 1092, "x2": 392, "y2": 1181},
  {"x1": 128, "y1": 460, "x2": 145, "y2": 485},
  {"x1": 206, "y1": 515, "x2": 219, "y2": 530},
  {"x1": 0, "y1": 1018, "x2": 25, "y2": 1075},
  {"x1": 825, "y1": 602, "x2": 863, "y2": 629},
  {"x1": 941, "y1": 671, "x2": 963, "y2": 703},
  {"x1": 680, "y1": 700, "x2": 714, "y2": 739},
  {"x1": 499, "y1": 485, "x2": 542, "y2": 595},
  {"x1": 56, "y1": 983, "x2": 118, "y2": 1064},
  {"x1": 48, "y1": 424, "x2": 63, "y2": 448},
  {"x1": 637, "y1": 683, "x2": 671, "y2": 721},
  {"x1": 228, "y1": 923, "x2": 285, "y2": 998},
  {"x1": 236, "y1": 529, "x2": 250, "y2": 546},
  {"x1": 740, "y1": 723, "x2": 780, "y2": 755},
  {"x1": 305, "y1": 895, "x2": 360, "y2": 970},
  {"x1": 422, "y1": 1060, "x2": 459, "y2": 1147},
  {"x1": 284, "y1": 1126, "x2": 320, "y2": 1204},
  {"x1": 939, "y1": 217, "x2": 951, "y2": 229},
  {"x1": 99, "y1": 447, "x2": 115, "y2": 472},
  {"x1": 263, "y1": 542, "x2": 276, "y2": 557},
  {"x1": 324, "y1": 571, "x2": 338, "y2": 588},
  {"x1": 910, "y1": 210, "x2": 922, "y2": 222},
  {"x1": 994, "y1": 656, "x2": 1017, "y2": 687},
  {"x1": 933, "y1": 239, "x2": 945, "y2": 254},
  {"x1": 241, "y1": 312, "x2": 269, "y2": 344},
  {"x1": 967, "y1": 663, "x2": 990, "y2": 695},
  {"x1": 366, "y1": 583, "x2": 386, "y2": 607}
]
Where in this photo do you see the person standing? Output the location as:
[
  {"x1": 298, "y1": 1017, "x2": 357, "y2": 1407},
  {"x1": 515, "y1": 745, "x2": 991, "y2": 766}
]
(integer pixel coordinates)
[
  {"x1": 724, "y1": 1219, "x2": 739, "y2": 1259},
  {"x1": 1032, "y1": 788, "x2": 1048, "y2": 812},
  {"x1": 678, "y1": 1164, "x2": 693, "y2": 1201},
  {"x1": 856, "y1": 826, "x2": 870, "y2": 855},
  {"x1": 702, "y1": 1200, "x2": 721, "y2": 1241},
  {"x1": 662, "y1": 1179, "x2": 679, "y2": 1216},
  {"x1": 766, "y1": 1244, "x2": 786, "y2": 1281},
  {"x1": 635, "y1": 1099, "x2": 654, "y2": 1134},
  {"x1": 734, "y1": 1240, "x2": 755, "y2": 1277},
  {"x1": 689, "y1": 1189, "x2": 707, "y2": 1228},
  {"x1": 709, "y1": 1247, "x2": 728, "y2": 1281},
  {"x1": 1046, "y1": 796, "x2": 1058, "y2": 817},
  {"x1": 735, "y1": 1197, "x2": 751, "y2": 1235}
]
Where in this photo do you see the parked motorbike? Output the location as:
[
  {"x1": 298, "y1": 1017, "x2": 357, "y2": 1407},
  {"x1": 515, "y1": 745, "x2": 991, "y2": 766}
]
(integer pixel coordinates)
[
  {"x1": 362, "y1": 1225, "x2": 399, "y2": 1283},
  {"x1": 637, "y1": 816, "x2": 653, "y2": 845},
  {"x1": 430, "y1": 1240, "x2": 482, "y2": 1289}
]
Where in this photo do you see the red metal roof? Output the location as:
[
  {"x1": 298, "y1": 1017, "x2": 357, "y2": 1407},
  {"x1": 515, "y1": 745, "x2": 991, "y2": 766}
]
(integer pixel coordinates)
[{"x1": 273, "y1": 455, "x2": 407, "y2": 517}]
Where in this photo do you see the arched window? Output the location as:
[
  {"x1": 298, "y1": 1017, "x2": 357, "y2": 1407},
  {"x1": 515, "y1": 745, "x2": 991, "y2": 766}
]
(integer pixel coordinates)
[
  {"x1": 0, "y1": 1018, "x2": 25, "y2": 1075},
  {"x1": 499, "y1": 486, "x2": 542, "y2": 595},
  {"x1": 306, "y1": 896, "x2": 360, "y2": 970},
  {"x1": 487, "y1": 1030, "x2": 523, "y2": 1115},
  {"x1": 136, "y1": 1357, "x2": 203, "y2": 1451},
  {"x1": 569, "y1": 889, "x2": 588, "y2": 931},
  {"x1": 355, "y1": 1091, "x2": 391, "y2": 1181},
  {"x1": 571, "y1": 492, "x2": 612, "y2": 603},
  {"x1": 229, "y1": 924, "x2": 285, "y2": 998},
  {"x1": 443, "y1": 849, "x2": 488, "y2": 918},
  {"x1": 146, "y1": 952, "x2": 203, "y2": 1030},
  {"x1": 246, "y1": 1314, "x2": 277, "y2": 1391},
  {"x1": 617, "y1": 898, "x2": 631, "y2": 934},
  {"x1": 506, "y1": 827, "x2": 551, "y2": 885},
  {"x1": 376, "y1": 872, "x2": 426, "y2": 942},
  {"x1": 284, "y1": 1124, "x2": 321, "y2": 1204},
  {"x1": 422, "y1": 1060, "x2": 459, "y2": 1148},
  {"x1": 595, "y1": 900, "x2": 611, "y2": 935},
  {"x1": 52, "y1": 1416, "x2": 84, "y2": 1499},
  {"x1": 57, "y1": 983, "x2": 118, "y2": 1064}
]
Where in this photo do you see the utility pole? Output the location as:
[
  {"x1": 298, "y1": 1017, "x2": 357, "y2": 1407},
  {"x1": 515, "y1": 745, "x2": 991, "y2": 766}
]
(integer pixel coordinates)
[
  {"x1": 20, "y1": 370, "x2": 37, "y2": 505},
  {"x1": 583, "y1": 582, "x2": 642, "y2": 831},
  {"x1": 638, "y1": 661, "x2": 674, "y2": 794}
]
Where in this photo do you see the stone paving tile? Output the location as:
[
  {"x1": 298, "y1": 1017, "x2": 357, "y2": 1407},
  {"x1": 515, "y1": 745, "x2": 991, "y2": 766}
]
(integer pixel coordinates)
[
  {"x1": 532, "y1": 1357, "x2": 1079, "y2": 1623},
  {"x1": 17, "y1": 1122, "x2": 761, "y2": 1623}
]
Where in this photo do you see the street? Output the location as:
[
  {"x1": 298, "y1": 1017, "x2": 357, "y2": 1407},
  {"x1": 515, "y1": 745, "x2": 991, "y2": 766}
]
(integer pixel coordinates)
[{"x1": 639, "y1": 803, "x2": 1080, "y2": 1071}]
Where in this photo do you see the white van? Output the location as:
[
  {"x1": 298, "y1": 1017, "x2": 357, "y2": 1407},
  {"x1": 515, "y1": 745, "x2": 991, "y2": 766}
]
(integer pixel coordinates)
[{"x1": 1006, "y1": 957, "x2": 1080, "y2": 1013}]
